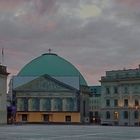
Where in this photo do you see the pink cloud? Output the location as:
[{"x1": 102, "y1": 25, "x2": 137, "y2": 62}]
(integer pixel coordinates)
[
  {"x1": 76, "y1": 64, "x2": 100, "y2": 85},
  {"x1": 33, "y1": 0, "x2": 56, "y2": 15},
  {"x1": 0, "y1": 0, "x2": 57, "y2": 15},
  {"x1": 0, "y1": 38, "x2": 31, "y2": 48},
  {"x1": 8, "y1": 67, "x2": 18, "y2": 75},
  {"x1": 117, "y1": 0, "x2": 140, "y2": 8},
  {"x1": 6, "y1": 48, "x2": 27, "y2": 57},
  {"x1": 0, "y1": 0, "x2": 26, "y2": 11}
]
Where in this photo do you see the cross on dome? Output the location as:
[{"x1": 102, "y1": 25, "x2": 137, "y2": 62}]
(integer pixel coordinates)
[{"x1": 48, "y1": 48, "x2": 52, "y2": 53}]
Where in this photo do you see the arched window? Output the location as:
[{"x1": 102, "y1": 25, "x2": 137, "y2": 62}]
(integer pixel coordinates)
[{"x1": 114, "y1": 112, "x2": 119, "y2": 120}]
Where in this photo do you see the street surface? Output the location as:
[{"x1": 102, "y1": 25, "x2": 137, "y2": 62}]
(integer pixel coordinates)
[{"x1": 0, "y1": 125, "x2": 140, "y2": 140}]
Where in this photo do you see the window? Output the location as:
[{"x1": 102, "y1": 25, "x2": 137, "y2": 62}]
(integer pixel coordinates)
[
  {"x1": 114, "y1": 87, "x2": 118, "y2": 94},
  {"x1": 115, "y1": 74, "x2": 119, "y2": 78},
  {"x1": 28, "y1": 98, "x2": 39, "y2": 111},
  {"x1": 123, "y1": 111, "x2": 128, "y2": 119},
  {"x1": 134, "y1": 122, "x2": 139, "y2": 126},
  {"x1": 124, "y1": 122, "x2": 128, "y2": 126},
  {"x1": 53, "y1": 98, "x2": 62, "y2": 111},
  {"x1": 94, "y1": 89, "x2": 97, "y2": 94},
  {"x1": 106, "y1": 87, "x2": 110, "y2": 94},
  {"x1": 43, "y1": 114, "x2": 49, "y2": 122},
  {"x1": 95, "y1": 111, "x2": 98, "y2": 117},
  {"x1": 134, "y1": 85, "x2": 138, "y2": 93},
  {"x1": 22, "y1": 114, "x2": 27, "y2": 122},
  {"x1": 124, "y1": 99, "x2": 128, "y2": 107},
  {"x1": 65, "y1": 116, "x2": 71, "y2": 122},
  {"x1": 106, "y1": 99, "x2": 110, "y2": 107},
  {"x1": 134, "y1": 111, "x2": 139, "y2": 119},
  {"x1": 125, "y1": 73, "x2": 129, "y2": 77},
  {"x1": 124, "y1": 86, "x2": 128, "y2": 94},
  {"x1": 114, "y1": 112, "x2": 119, "y2": 120},
  {"x1": 65, "y1": 98, "x2": 74, "y2": 111},
  {"x1": 135, "y1": 100, "x2": 139, "y2": 107},
  {"x1": 17, "y1": 98, "x2": 28, "y2": 111},
  {"x1": 83, "y1": 101, "x2": 86, "y2": 117},
  {"x1": 114, "y1": 99, "x2": 118, "y2": 107},
  {"x1": 106, "y1": 111, "x2": 110, "y2": 119}
]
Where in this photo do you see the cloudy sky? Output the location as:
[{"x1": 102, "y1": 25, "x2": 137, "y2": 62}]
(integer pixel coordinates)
[{"x1": 1, "y1": 0, "x2": 140, "y2": 85}]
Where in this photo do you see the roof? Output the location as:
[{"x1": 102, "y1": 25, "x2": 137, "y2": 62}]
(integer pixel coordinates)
[
  {"x1": 18, "y1": 53, "x2": 87, "y2": 86},
  {"x1": 0, "y1": 65, "x2": 9, "y2": 76},
  {"x1": 89, "y1": 86, "x2": 101, "y2": 94},
  {"x1": 15, "y1": 74, "x2": 79, "y2": 93}
]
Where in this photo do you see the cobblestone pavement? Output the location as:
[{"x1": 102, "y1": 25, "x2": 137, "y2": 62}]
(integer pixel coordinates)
[{"x1": 0, "y1": 125, "x2": 140, "y2": 140}]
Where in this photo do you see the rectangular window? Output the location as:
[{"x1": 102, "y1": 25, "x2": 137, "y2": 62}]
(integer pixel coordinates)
[
  {"x1": 124, "y1": 99, "x2": 128, "y2": 107},
  {"x1": 134, "y1": 111, "x2": 139, "y2": 119},
  {"x1": 106, "y1": 111, "x2": 110, "y2": 119},
  {"x1": 114, "y1": 87, "x2": 118, "y2": 94},
  {"x1": 135, "y1": 100, "x2": 139, "y2": 107},
  {"x1": 65, "y1": 116, "x2": 71, "y2": 122},
  {"x1": 123, "y1": 111, "x2": 128, "y2": 119},
  {"x1": 106, "y1": 87, "x2": 110, "y2": 94},
  {"x1": 22, "y1": 114, "x2": 27, "y2": 122},
  {"x1": 134, "y1": 85, "x2": 138, "y2": 93},
  {"x1": 106, "y1": 99, "x2": 110, "y2": 107},
  {"x1": 43, "y1": 114, "x2": 49, "y2": 122},
  {"x1": 95, "y1": 111, "x2": 98, "y2": 117},
  {"x1": 83, "y1": 101, "x2": 86, "y2": 117},
  {"x1": 114, "y1": 99, "x2": 118, "y2": 107},
  {"x1": 124, "y1": 86, "x2": 128, "y2": 94}
]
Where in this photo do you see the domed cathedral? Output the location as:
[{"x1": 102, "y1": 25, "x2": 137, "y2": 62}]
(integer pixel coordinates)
[{"x1": 12, "y1": 53, "x2": 90, "y2": 124}]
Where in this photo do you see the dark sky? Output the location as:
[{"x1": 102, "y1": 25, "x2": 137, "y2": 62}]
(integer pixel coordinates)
[{"x1": 0, "y1": 0, "x2": 140, "y2": 85}]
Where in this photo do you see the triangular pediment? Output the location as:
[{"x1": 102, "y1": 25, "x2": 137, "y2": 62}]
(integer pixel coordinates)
[{"x1": 15, "y1": 75, "x2": 78, "y2": 92}]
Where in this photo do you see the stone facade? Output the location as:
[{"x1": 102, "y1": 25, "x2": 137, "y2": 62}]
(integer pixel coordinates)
[
  {"x1": 89, "y1": 86, "x2": 101, "y2": 124},
  {"x1": 100, "y1": 65, "x2": 140, "y2": 126},
  {"x1": 13, "y1": 75, "x2": 90, "y2": 123},
  {"x1": 0, "y1": 65, "x2": 9, "y2": 124}
]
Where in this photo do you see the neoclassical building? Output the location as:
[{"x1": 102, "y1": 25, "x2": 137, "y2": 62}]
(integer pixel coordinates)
[
  {"x1": 89, "y1": 86, "x2": 101, "y2": 124},
  {"x1": 12, "y1": 53, "x2": 90, "y2": 123},
  {"x1": 100, "y1": 65, "x2": 140, "y2": 126},
  {"x1": 0, "y1": 65, "x2": 9, "y2": 124}
]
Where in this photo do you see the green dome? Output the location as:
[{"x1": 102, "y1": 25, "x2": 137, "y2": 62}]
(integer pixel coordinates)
[{"x1": 18, "y1": 53, "x2": 87, "y2": 86}]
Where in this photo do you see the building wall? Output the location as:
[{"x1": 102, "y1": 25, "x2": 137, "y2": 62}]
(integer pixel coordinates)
[
  {"x1": 0, "y1": 66, "x2": 8, "y2": 124},
  {"x1": 13, "y1": 75, "x2": 90, "y2": 124},
  {"x1": 100, "y1": 66, "x2": 140, "y2": 126},
  {"x1": 80, "y1": 86, "x2": 90, "y2": 123},
  {"x1": 89, "y1": 96, "x2": 101, "y2": 123},
  {"x1": 89, "y1": 86, "x2": 101, "y2": 123},
  {"x1": 16, "y1": 112, "x2": 80, "y2": 123}
]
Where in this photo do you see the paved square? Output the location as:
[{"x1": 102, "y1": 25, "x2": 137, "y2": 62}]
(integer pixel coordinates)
[{"x1": 0, "y1": 125, "x2": 140, "y2": 140}]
